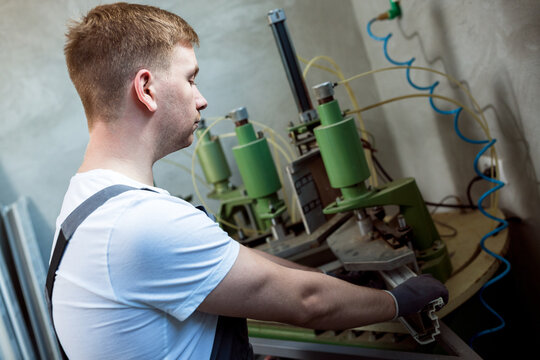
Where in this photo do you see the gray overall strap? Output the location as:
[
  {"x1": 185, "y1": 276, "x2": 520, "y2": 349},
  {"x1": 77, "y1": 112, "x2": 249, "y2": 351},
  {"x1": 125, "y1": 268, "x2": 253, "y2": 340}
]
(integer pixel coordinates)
[
  {"x1": 209, "y1": 316, "x2": 253, "y2": 360},
  {"x1": 197, "y1": 206, "x2": 253, "y2": 360},
  {"x1": 45, "y1": 184, "x2": 147, "y2": 359},
  {"x1": 46, "y1": 184, "x2": 140, "y2": 297}
]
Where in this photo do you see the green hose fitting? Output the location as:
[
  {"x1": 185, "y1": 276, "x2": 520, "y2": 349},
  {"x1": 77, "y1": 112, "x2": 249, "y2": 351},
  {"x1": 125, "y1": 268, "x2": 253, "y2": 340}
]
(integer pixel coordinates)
[
  {"x1": 388, "y1": 0, "x2": 401, "y2": 19},
  {"x1": 377, "y1": 0, "x2": 402, "y2": 20}
]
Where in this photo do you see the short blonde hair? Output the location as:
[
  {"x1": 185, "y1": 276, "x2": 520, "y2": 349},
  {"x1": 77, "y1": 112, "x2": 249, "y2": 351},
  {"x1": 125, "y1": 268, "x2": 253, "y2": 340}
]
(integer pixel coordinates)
[{"x1": 65, "y1": 2, "x2": 199, "y2": 125}]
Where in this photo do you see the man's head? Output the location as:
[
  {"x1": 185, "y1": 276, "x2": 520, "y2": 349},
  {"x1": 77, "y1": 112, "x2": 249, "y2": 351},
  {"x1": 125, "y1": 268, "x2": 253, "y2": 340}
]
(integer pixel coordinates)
[{"x1": 65, "y1": 2, "x2": 199, "y2": 127}]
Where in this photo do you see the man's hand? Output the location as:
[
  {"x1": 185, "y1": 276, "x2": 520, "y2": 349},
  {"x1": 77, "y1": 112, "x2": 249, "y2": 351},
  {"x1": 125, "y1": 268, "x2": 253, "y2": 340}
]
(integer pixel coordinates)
[{"x1": 387, "y1": 274, "x2": 449, "y2": 318}]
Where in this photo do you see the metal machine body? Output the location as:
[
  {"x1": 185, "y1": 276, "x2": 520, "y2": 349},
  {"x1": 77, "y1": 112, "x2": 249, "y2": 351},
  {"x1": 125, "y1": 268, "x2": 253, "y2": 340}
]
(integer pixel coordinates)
[
  {"x1": 195, "y1": 120, "x2": 255, "y2": 237},
  {"x1": 268, "y1": 8, "x2": 346, "y2": 240},
  {"x1": 230, "y1": 107, "x2": 287, "y2": 233},
  {"x1": 196, "y1": 108, "x2": 339, "y2": 258},
  {"x1": 268, "y1": 9, "x2": 320, "y2": 155},
  {"x1": 312, "y1": 81, "x2": 452, "y2": 282},
  {"x1": 192, "y1": 7, "x2": 464, "y2": 354},
  {"x1": 284, "y1": 149, "x2": 341, "y2": 235}
]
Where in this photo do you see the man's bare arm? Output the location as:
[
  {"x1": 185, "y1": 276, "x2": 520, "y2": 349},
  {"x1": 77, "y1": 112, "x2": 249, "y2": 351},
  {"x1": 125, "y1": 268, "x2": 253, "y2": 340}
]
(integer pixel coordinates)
[
  {"x1": 197, "y1": 245, "x2": 396, "y2": 330},
  {"x1": 250, "y1": 248, "x2": 322, "y2": 273}
]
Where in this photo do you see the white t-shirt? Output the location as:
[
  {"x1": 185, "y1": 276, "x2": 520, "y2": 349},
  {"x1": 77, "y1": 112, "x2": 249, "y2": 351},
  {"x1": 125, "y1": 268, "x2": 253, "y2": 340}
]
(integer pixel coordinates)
[{"x1": 50, "y1": 169, "x2": 240, "y2": 360}]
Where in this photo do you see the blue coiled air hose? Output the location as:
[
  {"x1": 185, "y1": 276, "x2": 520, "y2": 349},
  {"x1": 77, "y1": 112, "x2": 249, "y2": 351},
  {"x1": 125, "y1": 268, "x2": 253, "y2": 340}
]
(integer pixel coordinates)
[{"x1": 367, "y1": 18, "x2": 511, "y2": 347}]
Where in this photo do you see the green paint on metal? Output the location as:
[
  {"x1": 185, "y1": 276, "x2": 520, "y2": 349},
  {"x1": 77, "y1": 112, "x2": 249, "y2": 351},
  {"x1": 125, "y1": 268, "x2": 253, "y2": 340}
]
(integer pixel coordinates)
[
  {"x1": 232, "y1": 138, "x2": 281, "y2": 199},
  {"x1": 232, "y1": 122, "x2": 284, "y2": 231},
  {"x1": 253, "y1": 195, "x2": 286, "y2": 230},
  {"x1": 235, "y1": 122, "x2": 257, "y2": 144},
  {"x1": 195, "y1": 126, "x2": 231, "y2": 188},
  {"x1": 247, "y1": 322, "x2": 420, "y2": 351},
  {"x1": 287, "y1": 118, "x2": 320, "y2": 133},
  {"x1": 315, "y1": 97, "x2": 452, "y2": 282},
  {"x1": 314, "y1": 99, "x2": 371, "y2": 190},
  {"x1": 316, "y1": 99, "x2": 342, "y2": 126},
  {"x1": 341, "y1": 183, "x2": 369, "y2": 201}
]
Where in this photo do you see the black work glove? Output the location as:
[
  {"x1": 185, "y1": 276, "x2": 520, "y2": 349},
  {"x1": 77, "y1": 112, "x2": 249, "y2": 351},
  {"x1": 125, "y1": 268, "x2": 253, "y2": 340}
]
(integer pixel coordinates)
[{"x1": 387, "y1": 274, "x2": 449, "y2": 318}]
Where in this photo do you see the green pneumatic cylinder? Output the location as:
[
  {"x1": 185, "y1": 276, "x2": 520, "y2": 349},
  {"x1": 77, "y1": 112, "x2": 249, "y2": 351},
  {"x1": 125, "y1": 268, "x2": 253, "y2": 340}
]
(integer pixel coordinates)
[
  {"x1": 230, "y1": 107, "x2": 285, "y2": 231},
  {"x1": 313, "y1": 83, "x2": 371, "y2": 201},
  {"x1": 195, "y1": 120, "x2": 231, "y2": 194},
  {"x1": 231, "y1": 112, "x2": 281, "y2": 199}
]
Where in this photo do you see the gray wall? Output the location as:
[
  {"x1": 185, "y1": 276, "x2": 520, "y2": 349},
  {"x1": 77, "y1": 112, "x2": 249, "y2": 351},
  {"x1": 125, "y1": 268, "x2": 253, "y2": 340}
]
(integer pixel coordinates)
[{"x1": 1, "y1": 0, "x2": 538, "y2": 352}]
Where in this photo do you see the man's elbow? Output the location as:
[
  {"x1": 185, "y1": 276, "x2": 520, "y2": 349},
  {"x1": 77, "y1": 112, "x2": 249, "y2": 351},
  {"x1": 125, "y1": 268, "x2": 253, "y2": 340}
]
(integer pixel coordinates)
[{"x1": 289, "y1": 288, "x2": 332, "y2": 329}]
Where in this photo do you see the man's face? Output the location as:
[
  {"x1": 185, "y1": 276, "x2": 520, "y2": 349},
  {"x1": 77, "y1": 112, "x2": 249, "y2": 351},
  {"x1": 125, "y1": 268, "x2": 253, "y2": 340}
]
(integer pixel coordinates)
[{"x1": 155, "y1": 44, "x2": 207, "y2": 155}]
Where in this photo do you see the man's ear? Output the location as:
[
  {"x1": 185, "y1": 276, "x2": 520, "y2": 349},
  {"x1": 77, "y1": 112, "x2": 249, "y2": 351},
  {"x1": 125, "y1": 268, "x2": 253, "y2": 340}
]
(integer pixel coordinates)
[{"x1": 133, "y1": 69, "x2": 157, "y2": 112}]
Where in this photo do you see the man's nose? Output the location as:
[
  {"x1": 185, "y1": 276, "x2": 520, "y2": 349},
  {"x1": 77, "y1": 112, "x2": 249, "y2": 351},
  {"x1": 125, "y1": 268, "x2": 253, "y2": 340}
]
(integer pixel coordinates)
[{"x1": 195, "y1": 87, "x2": 208, "y2": 111}]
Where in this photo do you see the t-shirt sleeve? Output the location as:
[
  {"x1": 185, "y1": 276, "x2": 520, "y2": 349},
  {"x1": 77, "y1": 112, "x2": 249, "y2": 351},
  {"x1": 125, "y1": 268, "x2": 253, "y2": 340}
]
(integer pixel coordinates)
[{"x1": 108, "y1": 193, "x2": 240, "y2": 321}]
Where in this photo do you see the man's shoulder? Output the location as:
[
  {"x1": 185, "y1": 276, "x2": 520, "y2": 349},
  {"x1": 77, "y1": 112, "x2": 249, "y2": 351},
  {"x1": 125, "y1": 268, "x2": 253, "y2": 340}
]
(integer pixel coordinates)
[
  {"x1": 112, "y1": 190, "x2": 215, "y2": 241},
  {"x1": 120, "y1": 188, "x2": 198, "y2": 218},
  {"x1": 108, "y1": 187, "x2": 235, "y2": 272},
  {"x1": 60, "y1": 169, "x2": 178, "y2": 213},
  {"x1": 57, "y1": 169, "x2": 198, "y2": 231}
]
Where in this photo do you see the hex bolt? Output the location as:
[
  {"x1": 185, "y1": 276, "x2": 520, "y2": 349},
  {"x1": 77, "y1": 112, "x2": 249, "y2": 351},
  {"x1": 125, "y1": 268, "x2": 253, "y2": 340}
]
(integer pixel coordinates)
[{"x1": 397, "y1": 214, "x2": 407, "y2": 230}]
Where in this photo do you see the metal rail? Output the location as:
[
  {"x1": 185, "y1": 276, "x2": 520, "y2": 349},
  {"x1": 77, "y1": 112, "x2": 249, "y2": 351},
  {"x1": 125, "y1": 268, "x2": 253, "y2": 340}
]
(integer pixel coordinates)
[
  {"x1": 2, "y1": 197, "x2": 62, "y2": 359},
  {"x1": 250, "y1": 321, "x2": 482, "y2": 359}
]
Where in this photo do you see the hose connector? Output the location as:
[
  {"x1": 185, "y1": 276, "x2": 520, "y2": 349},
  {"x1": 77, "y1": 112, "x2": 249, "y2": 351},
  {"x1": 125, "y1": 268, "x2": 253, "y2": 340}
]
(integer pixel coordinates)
[
  {"x1": 313, "y1": 81, "x2": 335, "y2": 105},
  {"x1": 229, "y1": 107, "x2": 249, "y2": 127},
  {"x1": 377, "y1": 0, "x2": 402, "y2": 20},
  {"x1": 267, "y1": 8, "x2": 286, "y2": 24}
]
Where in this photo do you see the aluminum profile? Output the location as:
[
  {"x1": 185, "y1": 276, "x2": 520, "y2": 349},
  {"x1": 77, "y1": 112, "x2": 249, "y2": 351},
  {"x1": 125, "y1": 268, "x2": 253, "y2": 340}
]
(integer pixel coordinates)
[
  {"x1": 2, "y1": 197, "x2": 61, "y2": 359},
  {"x1": 0, "y1": 230, "x2": 35, "y2": 359}
]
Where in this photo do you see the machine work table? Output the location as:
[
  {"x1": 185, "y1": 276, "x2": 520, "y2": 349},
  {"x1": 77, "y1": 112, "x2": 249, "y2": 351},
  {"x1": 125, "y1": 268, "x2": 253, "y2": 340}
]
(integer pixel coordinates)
[{"x1": 248, "y1": 208, "x2": 508, "y2": 359}]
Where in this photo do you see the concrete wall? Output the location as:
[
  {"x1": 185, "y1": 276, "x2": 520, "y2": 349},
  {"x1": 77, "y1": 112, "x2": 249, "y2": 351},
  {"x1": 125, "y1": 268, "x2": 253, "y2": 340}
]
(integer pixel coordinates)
[{"x1": 1, "y1": 0, "x2": 538, "y2": 354}]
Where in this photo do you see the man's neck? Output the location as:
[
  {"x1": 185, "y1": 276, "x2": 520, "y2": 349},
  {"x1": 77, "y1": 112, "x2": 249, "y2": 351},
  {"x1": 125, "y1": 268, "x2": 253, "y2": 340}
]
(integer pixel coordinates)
[
  {"x1": 79, "y1": 121, "x2": 156, "y2": 186},
  {"x1": 78, "y1": 158, "x2": 154, "y2": 186}
]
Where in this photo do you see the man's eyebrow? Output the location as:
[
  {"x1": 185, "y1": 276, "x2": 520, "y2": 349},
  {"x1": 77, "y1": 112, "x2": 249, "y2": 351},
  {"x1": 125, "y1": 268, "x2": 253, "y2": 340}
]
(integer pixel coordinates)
[{"x1": 191, "y1": 66, "x2": 199, "y2": 77}]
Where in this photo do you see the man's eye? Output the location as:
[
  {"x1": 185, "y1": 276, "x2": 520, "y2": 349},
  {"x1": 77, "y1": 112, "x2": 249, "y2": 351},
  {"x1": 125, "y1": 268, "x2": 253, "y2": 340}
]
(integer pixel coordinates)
[{"x1": 189, "y1": 80, "x2": 197, "y2": 86}]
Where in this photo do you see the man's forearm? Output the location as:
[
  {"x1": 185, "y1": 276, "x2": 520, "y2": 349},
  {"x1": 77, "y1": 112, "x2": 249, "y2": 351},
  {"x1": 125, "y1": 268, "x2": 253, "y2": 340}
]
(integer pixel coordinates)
[
  {"x1": 284, "y1": 269, "x2": 397, "y2": 330},
  {"x1": 248, "y1": 249, "x2": 396, "y2": 328},
  {"x1": 251, "y1": 248, "x2": 322, "y2": 273}
]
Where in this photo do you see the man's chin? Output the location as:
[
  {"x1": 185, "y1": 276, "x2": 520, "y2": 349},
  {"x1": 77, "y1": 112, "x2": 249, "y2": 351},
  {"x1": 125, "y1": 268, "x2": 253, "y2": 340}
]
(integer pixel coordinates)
[
  {"x1": 168, "y1": 138, "x2": 194, "y2": 155},
  {"x1": 182, "y1": 135, "x2": 194, "y2": 149}
]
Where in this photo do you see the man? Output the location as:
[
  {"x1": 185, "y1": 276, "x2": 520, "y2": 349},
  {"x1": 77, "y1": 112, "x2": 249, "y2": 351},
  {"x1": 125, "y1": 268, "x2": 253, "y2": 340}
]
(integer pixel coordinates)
[{"x1": 49, "y1": 3, "x2": 448, "y2": 359}]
